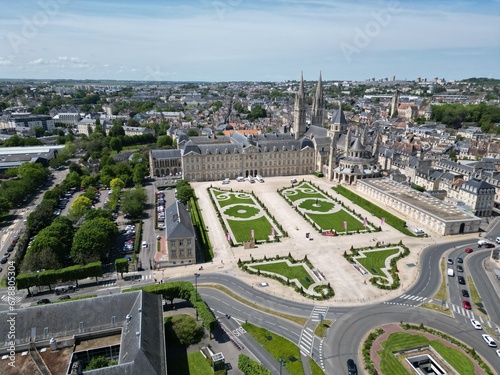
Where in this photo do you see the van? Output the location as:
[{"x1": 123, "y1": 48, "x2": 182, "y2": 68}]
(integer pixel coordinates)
[
  {"x1": 414, "y1": 228, "x2": 425, "y2": 235},
  {"x1": 478, "y1": 239, "x2": 489, "y2": 247},
  {"x1": 496, "y1": 237, "x2": 500, "y2": 244},
  {"x1": 256, "y1": 175, "x2": 264, "y2": 183},
  {"x1": 236, "y1": 176, "x2": 245, "y2": 182},
  {"x1": 447, "y1": 268, "x2": 454, "y2": 277},
  {"x1": 222, "y1": 178, "x2": 230, "y2": 184},
  {"x1": 248, "y1": 176, "x2": 255, "y2": 183}
]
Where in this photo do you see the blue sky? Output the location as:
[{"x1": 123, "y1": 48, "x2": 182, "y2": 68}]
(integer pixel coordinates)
[{"x1": 0, "y1": 0, "x2": 499, "y2": 81}]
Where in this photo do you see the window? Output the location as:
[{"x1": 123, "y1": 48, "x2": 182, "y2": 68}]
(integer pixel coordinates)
[
  {"x1": 187, "y1": 239, "x2": 192, "y2": 246},
  {"x1": 180, "y1": 249, "x2": 185, "y2": 257},
  {"x1": 179, "y1": 240, "x2": 183, "y2": 246},
  {"x1": 171, "y1": 250, "x2": 177, "y2": 258},
  {"x1": 170, "y1": 241, "x2": 176, "y2": 247},
  {"x1": 187, "y1": 248, "x2": 192, "y2": 256}
]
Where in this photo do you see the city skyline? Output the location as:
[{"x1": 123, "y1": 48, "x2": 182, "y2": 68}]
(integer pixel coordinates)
[{"x1": 0, "y1": 0, "x2": 499, "y2": 81}]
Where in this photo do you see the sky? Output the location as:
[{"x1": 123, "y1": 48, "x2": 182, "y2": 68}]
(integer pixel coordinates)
[{"x1": 0, "y1": 0, "x2": 499, "y2": 82}]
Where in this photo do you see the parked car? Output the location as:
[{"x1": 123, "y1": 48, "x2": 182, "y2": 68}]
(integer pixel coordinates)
[
  {"x1": 457, "y1": 265, "x2": 464, "y2": 273},
  {"x1": 0, "y1": 257, "x2": 8, "y2": 264},
  {"x1": 58, "y1": 295, "x2": 71, "y2": 300},
  {"x1": 462, "y1": 300, "x2": 471, "y2": 310},
  {"x1": 457, "y1": 257, "x2": 464, "y2": 263},
  {"x1": 462, "y1": 289, "x2": 469, "y2": 298},
  {"x1": 470, "y1": 319, "x2": 482, "y2": 330},
  {"x1": 458, "y1": 276, "x2": 466, "y2": 285},
  {"x1": 447, "y1": 258, "x2": 453, "y2": 265},
  {"x1": 37, "y1": 299, "x2": 51, "y2": 305}
]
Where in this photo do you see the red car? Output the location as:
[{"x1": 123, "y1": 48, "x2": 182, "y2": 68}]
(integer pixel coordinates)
[
  {"x1": 465, "y1": 248, "x2": 473, "y2": 253},
  {"x1": 463, "y1": 300, "x2": 471, "y2": 310}
]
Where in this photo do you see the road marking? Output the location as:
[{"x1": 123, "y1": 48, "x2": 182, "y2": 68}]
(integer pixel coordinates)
[{"x1": 299, "y1": 327, "x2": 314, "y2": 357}]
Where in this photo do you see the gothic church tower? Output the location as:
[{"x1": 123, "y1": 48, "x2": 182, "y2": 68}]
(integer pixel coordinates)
[
  {"x1": 293, "y1": 73, "x2": 307, "y2": 140},
  {"x1": 311, "y1": 72, "x2": 325, "y2": 126}
]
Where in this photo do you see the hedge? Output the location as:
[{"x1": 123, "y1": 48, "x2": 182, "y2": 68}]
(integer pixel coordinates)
[
  {"x1": 190, "y1": 196, "x2": 213, "y2": 260},
  {"x1": 238, "y1": 354, "x2": 272, "y2": 375}
]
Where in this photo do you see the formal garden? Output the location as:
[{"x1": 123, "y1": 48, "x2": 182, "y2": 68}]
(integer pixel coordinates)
[
  {"x1": 343, "y1": 242, "x2": 410, "y2": 290},
  {"x1": 238, "y1": 253, "x2": 334, "y2": 300},
  {"x1": 208, "y1": 188, "x2": 285, "y2": 245},
  {"x1": 278, "y1": 181, "x2": 377, "y2": 235}
]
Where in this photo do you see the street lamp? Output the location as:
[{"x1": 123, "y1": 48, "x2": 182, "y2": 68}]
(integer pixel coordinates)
[
  {"x1": 279, "y1": 358, "x2": 286, "y2": 375},
  {"x1": 194, "y1": 273, "x2": 200, "y2": 320}
]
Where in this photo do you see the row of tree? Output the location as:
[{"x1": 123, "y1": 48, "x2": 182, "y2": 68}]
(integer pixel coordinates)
[{"x1": 431, "y1": 103, "x2": 500, "y2": 132}]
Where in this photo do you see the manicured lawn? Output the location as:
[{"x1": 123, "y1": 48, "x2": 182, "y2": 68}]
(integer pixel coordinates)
[
  {"x1": 252, "y1": 261, "x2": 315, "y2": 289},
  {"x1": 242, "y1": 323, "x2": 305, "y2": 375},
  {"x1": 223, "y1": 205, "x2": 260, "y2": 219},
  {"x1": 283, "y1": 182, "x2": 326, "y2": 202},
  {"x1": 298, "y1": 199, "x2": 334, "y2": 212},
  {"x1": 379, "y1": 332, "x2": 476, "y2": 375},
  {"x1": 213, "y1": 190, "x2": 254, "y2": 208},
  {"x1": 227, "y1": 217, "x2": 274, "y2": 242},
  {"x1": 309, "y1": 358, "x2": 325, "y2": 375},
  {"x1": 187, "y1": 352, "x2": 212, "y2": 375},
  {"x1": 307, "y1": 209, "x2": 365, "y2": 231},
  {"x1": 357, "y1": 248, "x2": 399, "y2": 277}
]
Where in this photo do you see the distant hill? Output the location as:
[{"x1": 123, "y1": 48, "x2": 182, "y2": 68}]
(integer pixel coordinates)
[{"x1": 461, "y1": 77, "x2": 500, "y2": 85}]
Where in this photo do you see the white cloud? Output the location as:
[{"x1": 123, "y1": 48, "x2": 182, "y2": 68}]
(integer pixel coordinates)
[{"x1": 0, "y1": 57, "x2": 12, "y2": 65}]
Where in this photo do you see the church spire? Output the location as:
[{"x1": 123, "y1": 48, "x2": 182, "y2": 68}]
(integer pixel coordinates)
[
  {"x1": 311, "y1": 71, "x2": 325, "y2": 126},
  {"x1": 293, "y1": 72, "x2": 307, "y2": 139}
]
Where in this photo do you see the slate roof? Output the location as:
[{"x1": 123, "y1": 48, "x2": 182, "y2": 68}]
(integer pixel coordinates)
[
  {"x1": 0, "y1": 291, "x2": 166, "y2": 375},
  {"x1": 151, "y1": 149, "x2": 182, "y2": 159},
  {"x1": 165, "y1": 199, "x2": 195, "y2": 239},
  {"x1": 331, "y1": 108, "x2": 347, "y2": 125},
  {"x1": 461, "y1": 178, "x2": 495, "y2": 195}
]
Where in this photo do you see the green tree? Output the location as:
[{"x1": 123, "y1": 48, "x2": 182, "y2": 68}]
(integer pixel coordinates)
[
  {"x1": 109, "y1": 137, "x2": 123, "y2": 152},
  {"x1": 0, "y1": 196, "x2": 10, "y2": 217},
  {"x1": 71, "y1": 217, "x2": 118, "y2": 264},
  {"x1": 166, "y1": 315, "x2": 204, "y2": 346},
  {"x1": 115, "y1": 258, "x2": 129, "y2": 279},
  {"x1": 85, "y1": 357, "x2": 116, "y2": 371},
  {"x1": 68, "y1": 195, "x2": 93, "y2": 222},
  {"x1": 27, "y1": 199, "x2": 57, "y2": 234},
  {"x1": 110, "y1": 177, "x2": 125, "y2": 191},
  {"x1": 22, "y1": 247, "x2": 62, "y2": 272},
  {"x1": 62, "y1": 171, "x2": 82, "y2": 191},
  {"x1": 121, "y1": 186, "x2": 147, "y2": 219},
  {"x1": 188, "y1": 130, "x2": 198, "y2": 137},
  {"x1": 108, "y1": 123, "x2": 125, "y2": 137},
  {"x1": 132, "y1": 163, "x2": 149, "y2": 185},
  {"x1": 157, "y1": 135, "x2": 173, "y2": 148},
  {"x1": 176, "y1": 180, "x2": 195, "y2": 203}
]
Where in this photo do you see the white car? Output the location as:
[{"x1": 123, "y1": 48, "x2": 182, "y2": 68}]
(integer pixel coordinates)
[
  {"x1": 470, "y1": 319, "x2": 482, "y2": 330},
  {"x1": 496, "y1": 349, "x2": 500, "y2": 358},
  {"x1": 482, "y1": 334, "x2": 497, "y2": 347},
  {"x1": 259, "y1": 282, "x2": 269, "y2": 287}
]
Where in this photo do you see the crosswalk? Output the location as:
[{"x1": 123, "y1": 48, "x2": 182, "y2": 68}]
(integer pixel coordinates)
[
  {"x1": 299, "y1": 327, "x2": 314, "y2": 356},
  {"x1": 311, "y1": 305, "x2": 329, "y2": 322},
  {"x1": 385, "y1": 294, "x2": 427, "y2": 307}
]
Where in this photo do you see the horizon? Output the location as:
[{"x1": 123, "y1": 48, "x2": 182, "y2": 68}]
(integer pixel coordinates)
[{"x1": 0, "y1": 1, "x2": 499, "y2": 82}]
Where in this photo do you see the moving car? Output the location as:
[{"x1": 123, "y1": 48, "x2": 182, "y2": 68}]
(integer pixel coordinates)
[
  {"x1": 462, "y1": 300, "x2": 471, "y2": 310},
  {"x1": 470, "y1": 319, "x2": 482, "y2": 330},
  {"x1": 290, "y1": 178, "x2": 298, "y2": 184},
  {"x1": 462, "y1": 289, "x2": 469, "y2": 298},
  {"x1": 465, "y1": 248, "x2": 473, "y2": 254},
  {"x1": 457, "y1": 257, "x2": 464, "y2": 263},
  {"x1": 458, "y1": 276, "x2": 466, "y2": 285},
  {"x1": 447, "y1": 258, "x2": 453, "y2": 265},
  {"x1": 37, "y1": 299, "x2": 51, "y2": 305},
  {"x1": 347, "y1": 359, "x2": 358, "y2": 375},
  {"x1": 457, "y1": 265, "x2": 464, "y2": 273},
  {"x1": 482, "y1": 334, "x2": 497, "y2": 347}
]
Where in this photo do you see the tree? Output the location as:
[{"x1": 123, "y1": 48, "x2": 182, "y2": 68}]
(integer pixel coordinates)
[
  {"x1": 157, "y1": 135, "x2": 173, "y2": 148},
  {"x1": 85, "y1": 357, "x2": 116, "y2": 371},
  {"x1": 115, "y1": 258, "x2": 129, "y2": 279},
  {"x1": 62, "y1": 171, "x2": 82, "y2": 191},
  {"x1": 109, "y1": 137, "x2": 123, "y2": 152},
  {"x1": 166, "y1": 315, "x2": 203, "y2": 346},
  {"x1": 27, "y1": 199, "x2": 57, "y2": 234},
  {"x1": 133, "y1": 163, "x2": 149, "y2": 185},
  {"x1": 0, "y1": 196, "x2": 10, "y2": 217},
  {"x1": 121, "y1": 186, "x2": 147, "y2": 219},
  {"x1": 188, "y1": 130, "x2": 198, "y2": 137},
  {"x1": 22, "y1": 247, "x2": 62, "y2": 272},
  {"x1": 85, "y1": 208, "x2": 113, "y2": 222},
  {"x1": 108, "y1": 124, "x2": 125, "y2": 137},
  {"x1": 110, "y1": 177, "x2": 125, "y2": 191},
  {"x1": 68, "y1": 195, "x2": 93, "y2": 222},
  {"x1": 176, "y1": 180, "x2": 195, "y2": 203},
  {"x1": 71, "y1": 217, "x2": 118, "y2": 264}
]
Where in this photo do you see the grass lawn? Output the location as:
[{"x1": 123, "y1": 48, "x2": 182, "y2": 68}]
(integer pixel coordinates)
[
  {"x1": 227, "y1": 217, "x2": 274, "y2": 242},
  {"x1": 433, "y1": 258, "x2": 448, "y2": 301},
  {"x1": 298, "y1": 200, "x2": 335, "y2": 212},
  {"x1": 309, "y1": 358, "x2": 324, "y2": 375},
  {"x1": 307, "y1": 209, "x2": 365, "y2": 231},
  {"x1": 168, "y1": 351, "x2": 212, "y2": 375},
  {"x1": 314, "y1": 320, "x2": 332, "y2": 338},
  {"x1": 252, "y1": 261, "x2": 315, "y2": 289},
  {"x1": 357, "y1": 248, "x2": 399, "y2": 277},
  {"x1": 379, "y1": 332, "x2": 476, "y2": 375},
  {"x1": 212, "y1": 190, "x2": 254, "y2": 208},
  {"x1": 242, "y1": 323, "x2": 305, "y2": 375},
  {"x1": 283, "y1": 182, "x2": 326, "y2": 202},
  {"x1": 223, "y1": 205, "x2": 260, "y2": 219}
]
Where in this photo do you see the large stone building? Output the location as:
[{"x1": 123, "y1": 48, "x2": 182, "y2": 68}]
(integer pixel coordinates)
[
  {"x1": 150, "y1": 73, "x2": 384, "y2": 184},
  {"x1": 357, "y1": 178, "x2": 481, "y2": 235}
]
